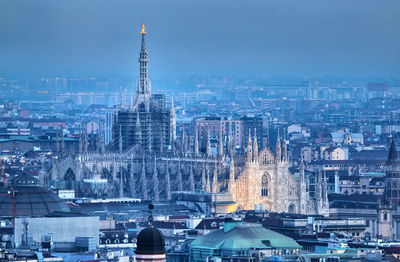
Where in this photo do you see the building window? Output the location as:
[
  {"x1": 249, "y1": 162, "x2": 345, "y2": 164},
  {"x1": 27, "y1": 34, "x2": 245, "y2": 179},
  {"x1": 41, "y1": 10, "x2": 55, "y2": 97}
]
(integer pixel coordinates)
[{"x1": 261, "y1": 175, "x2": 268, "y2": 196}]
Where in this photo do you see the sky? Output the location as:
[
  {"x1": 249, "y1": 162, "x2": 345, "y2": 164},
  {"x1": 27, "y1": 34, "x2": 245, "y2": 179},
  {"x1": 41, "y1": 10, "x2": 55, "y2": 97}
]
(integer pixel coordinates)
[{"x1": 0, "y1": 0, "x2": 399, "y2": 80}]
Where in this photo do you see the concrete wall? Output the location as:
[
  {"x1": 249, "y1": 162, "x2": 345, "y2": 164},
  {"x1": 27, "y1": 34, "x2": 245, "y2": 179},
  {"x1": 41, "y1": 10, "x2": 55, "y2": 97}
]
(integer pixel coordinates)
[{"x1": 14, "y1": 216, "x2": 99, "y2": 248}]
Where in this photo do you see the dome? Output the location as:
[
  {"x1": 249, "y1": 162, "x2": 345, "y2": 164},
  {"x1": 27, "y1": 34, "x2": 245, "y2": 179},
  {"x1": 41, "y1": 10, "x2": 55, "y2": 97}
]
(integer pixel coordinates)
[
  {"x1": 190, "y1": 223, "x2": 301, "y2": 250},
  {"x1": 0, "y1": 174, "x2": 71, "y2": 217},
  {"x1": 135, "y1": 225, "x2": 166, "y2": 255}
]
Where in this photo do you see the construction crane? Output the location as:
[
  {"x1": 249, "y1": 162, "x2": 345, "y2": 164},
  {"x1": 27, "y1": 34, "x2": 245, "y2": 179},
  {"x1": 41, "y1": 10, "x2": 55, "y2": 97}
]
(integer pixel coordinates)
[{"x1": 0, "y1": 159, "x2": 16, "y2": 227}]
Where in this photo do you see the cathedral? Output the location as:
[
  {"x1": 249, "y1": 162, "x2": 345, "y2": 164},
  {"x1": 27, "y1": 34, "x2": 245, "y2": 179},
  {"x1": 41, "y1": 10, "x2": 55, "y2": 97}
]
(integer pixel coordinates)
[
  {"x1": 48, "y1": 25, "x2": 328, "y2": 216},
  {"x1": 228, "y1": 130, "x2": 329, "y2": 215},
  {"x1": 112, "y1": 24, "x2": 175, "y2": 153}
]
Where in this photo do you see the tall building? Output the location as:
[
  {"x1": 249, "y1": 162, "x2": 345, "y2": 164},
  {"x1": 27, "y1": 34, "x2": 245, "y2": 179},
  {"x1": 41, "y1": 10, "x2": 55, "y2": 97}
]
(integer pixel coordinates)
[
  {"x1": 112, "y1": 24, "x2": 175, "y2": 153},
  {"x1": 242, "y1": 116, "x2": 264, "y2": 150},
  {"x1": 194, "y1": 116, "x2": 243, "y2": 151}
]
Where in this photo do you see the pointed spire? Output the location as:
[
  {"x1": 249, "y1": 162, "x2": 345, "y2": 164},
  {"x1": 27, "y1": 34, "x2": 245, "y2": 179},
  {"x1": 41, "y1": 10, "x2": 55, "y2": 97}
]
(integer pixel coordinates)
[
  {"x1": 181, "y1": 127, "x2": 186, "y2": 155},
  {"x1": 119, "y1": 169, "x2": 124, "y2": 197},
  {"x1": 387, "y1": 138, "x2": 399, "y2": 164},
  {"x1": 112, "y1": 162, "x2": 118, "y2": 182},
  {"x1": 160, "y1": 129, "x2": 164, "y2": 153},
  {"x1": 201, "y1": 162, "x2": 206, "y2": 191},
  {"x1": 165, "y1": 161, "x2": 171, "y2": 200},
  {"x1": 275, "y1": 128, "x2": 281, "y2": 163},
  {"x1": 206, "y1": 163, "x2": 211, "y2": 193},
  {"x1": 119, "y1": 125, "x2": 123, "y2": 153},
  {"x1": 84, "y1": 128, "x2": 88, "y2": 153},
  {"x1": 78, "y1": 130, "x2": 83, "y2": 153},
  {"x1": 138, "y1": 24, "x2": 150, "y2": 95},
  {"x1": 282, "y1": 128, "x2": 287, "y2": 162},
  {"x1": 231, "y1": 135, "x2": 235, "y2": 155},
  {"x1": 317, "y1": 169, "x2": 323, "y2": 210},
  {"x1": 130, "y1": 89, "x2": 134, "y2": 109},
  {"x1": 206, "y1": 130, "x2": 211, "y2": 156},
  {"x1": 147, "y1": 114, "x2": 152, "y2": 152},
  {"x1": 247, "y1": 129, "x2": 253, "y2": 163},
  {"x1": 120, "y1": 86, "x2": 124, "y2": 107},
  {"x1": 141, "y1": 156, "x2": 148, "y2": 200},
  {"x1": 212, "y1": 162, "x2": 219, "y2": 193},
  {"x1": 153, "y1": 157, "x2": 159, "y2": 202},
  {"x1": 228, "y1": 155, "x2": 235, "y2": 192},
  {"x1": 130, "y1": 161, "x2": 136, "y2": 198},
  {"x1": 189, "y1": 162, "x2": 195, "y2": 192},
  {"x1": 253, "y1": 129, "x2": 258, "y2": 162},
  {"x1": 218, "y1": 129, "x2": 224, "y2": 157},
  {"x1": 300, "y1": 159, "x2": 305, "y2": 183},
  {"x1": 177, "y1": 161, "x2": 183, "y2": 191},
  {"x1": 194, "y1": 129, "x2": 199, "y2": 156}
]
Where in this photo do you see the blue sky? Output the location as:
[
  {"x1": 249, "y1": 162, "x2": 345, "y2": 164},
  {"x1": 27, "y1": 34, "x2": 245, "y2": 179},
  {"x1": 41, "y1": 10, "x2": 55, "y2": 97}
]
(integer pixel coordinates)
[{"x1": 0, "y1": 0, "x2": 399, "y2": 80}]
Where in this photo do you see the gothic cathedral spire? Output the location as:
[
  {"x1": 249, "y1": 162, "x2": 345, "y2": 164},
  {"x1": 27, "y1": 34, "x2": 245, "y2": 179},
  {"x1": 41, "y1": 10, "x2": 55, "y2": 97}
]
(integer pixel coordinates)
[
  {"x1": 247, "y1": 129, "x2": 253, "y2": 163},
  {"x1": 275, "y1": 128, "x2": 281, "y2": 163},
  {"x1": 138, "y1": 24, "x2": 150, "y2": 95}
]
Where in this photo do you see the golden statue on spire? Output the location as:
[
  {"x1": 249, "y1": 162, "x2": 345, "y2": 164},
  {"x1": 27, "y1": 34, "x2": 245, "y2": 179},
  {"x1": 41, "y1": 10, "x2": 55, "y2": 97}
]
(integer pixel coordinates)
[{"x1": 141, "y1": 24, "x2": 146, "y2": 35}]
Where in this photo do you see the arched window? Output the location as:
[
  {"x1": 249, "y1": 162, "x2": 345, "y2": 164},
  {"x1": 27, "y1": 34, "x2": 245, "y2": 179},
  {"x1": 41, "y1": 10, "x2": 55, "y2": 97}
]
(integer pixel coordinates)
[{"x1": 261, "y1": 175, "x2": 268, "y2": 196}]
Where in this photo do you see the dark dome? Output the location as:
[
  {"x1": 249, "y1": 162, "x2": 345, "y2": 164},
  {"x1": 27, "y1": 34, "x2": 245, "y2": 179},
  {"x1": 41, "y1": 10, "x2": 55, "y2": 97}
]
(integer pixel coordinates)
[
  {"x1": 135, "y1": 226, "x2": 166, "y2": 255},
  {"x1": 0, "y1": 174, "x2": 71, "y2": 217}
]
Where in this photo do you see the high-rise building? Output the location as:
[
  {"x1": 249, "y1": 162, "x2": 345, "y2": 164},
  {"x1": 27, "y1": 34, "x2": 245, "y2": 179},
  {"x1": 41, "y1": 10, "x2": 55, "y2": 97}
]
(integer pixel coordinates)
[
  {"x1": 194, "y1": 116, "x2": 243, "y2": 151},
  {"x1": 242, "y1": 115, "x2": 264, "y2": 150},
  {"x1": 112, "y1": 24, "x2": 175, "y2": 153}
]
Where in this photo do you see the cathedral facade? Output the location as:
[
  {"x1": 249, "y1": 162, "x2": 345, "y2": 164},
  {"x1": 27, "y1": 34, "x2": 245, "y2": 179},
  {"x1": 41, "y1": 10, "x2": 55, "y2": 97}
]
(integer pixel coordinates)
[{"x1": 228, "y1": 131, "x2": 329, "y2": 215}]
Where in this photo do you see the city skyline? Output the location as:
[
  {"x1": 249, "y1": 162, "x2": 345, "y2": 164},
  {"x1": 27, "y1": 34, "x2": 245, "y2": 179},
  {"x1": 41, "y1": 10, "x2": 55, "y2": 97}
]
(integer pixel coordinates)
[{"x1": 0, "y1": 0, "x2": 399, "y2": 81}]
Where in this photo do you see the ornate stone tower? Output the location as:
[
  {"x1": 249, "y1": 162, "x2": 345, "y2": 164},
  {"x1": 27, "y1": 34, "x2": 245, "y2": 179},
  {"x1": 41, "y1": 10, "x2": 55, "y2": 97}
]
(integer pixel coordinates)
[
  {"x1": 138, "y1": 24, "x2": 150, "y2": 96},
  {"x1": 112, "y1": 24, "x2": 172, "y2": 153}
]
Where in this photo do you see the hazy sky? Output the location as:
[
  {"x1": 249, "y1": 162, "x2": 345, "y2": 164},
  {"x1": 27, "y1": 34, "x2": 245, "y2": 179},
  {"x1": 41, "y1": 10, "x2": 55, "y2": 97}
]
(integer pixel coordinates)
[{"x1": 0, "y1": 0, "x2": 399, "y2": 79}]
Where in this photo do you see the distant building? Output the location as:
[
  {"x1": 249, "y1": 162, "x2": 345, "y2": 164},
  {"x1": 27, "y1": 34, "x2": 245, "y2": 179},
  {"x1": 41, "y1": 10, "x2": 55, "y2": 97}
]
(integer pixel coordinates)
[
  {"x1": 189, "y1": 222, "x2": 301, "y2": 262},
  {"x1": 367, "y1": 82, "x2": 388, "y2": 100},
  {"x1": 194, "y1": 116, "x2": 243, "y2": 151},
  {"x1": 323, "y1": 147, "x2": 348, "y2": 161},
  {"x1": 241, "y1": 115, "x2": 264, "y2": 150}
]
